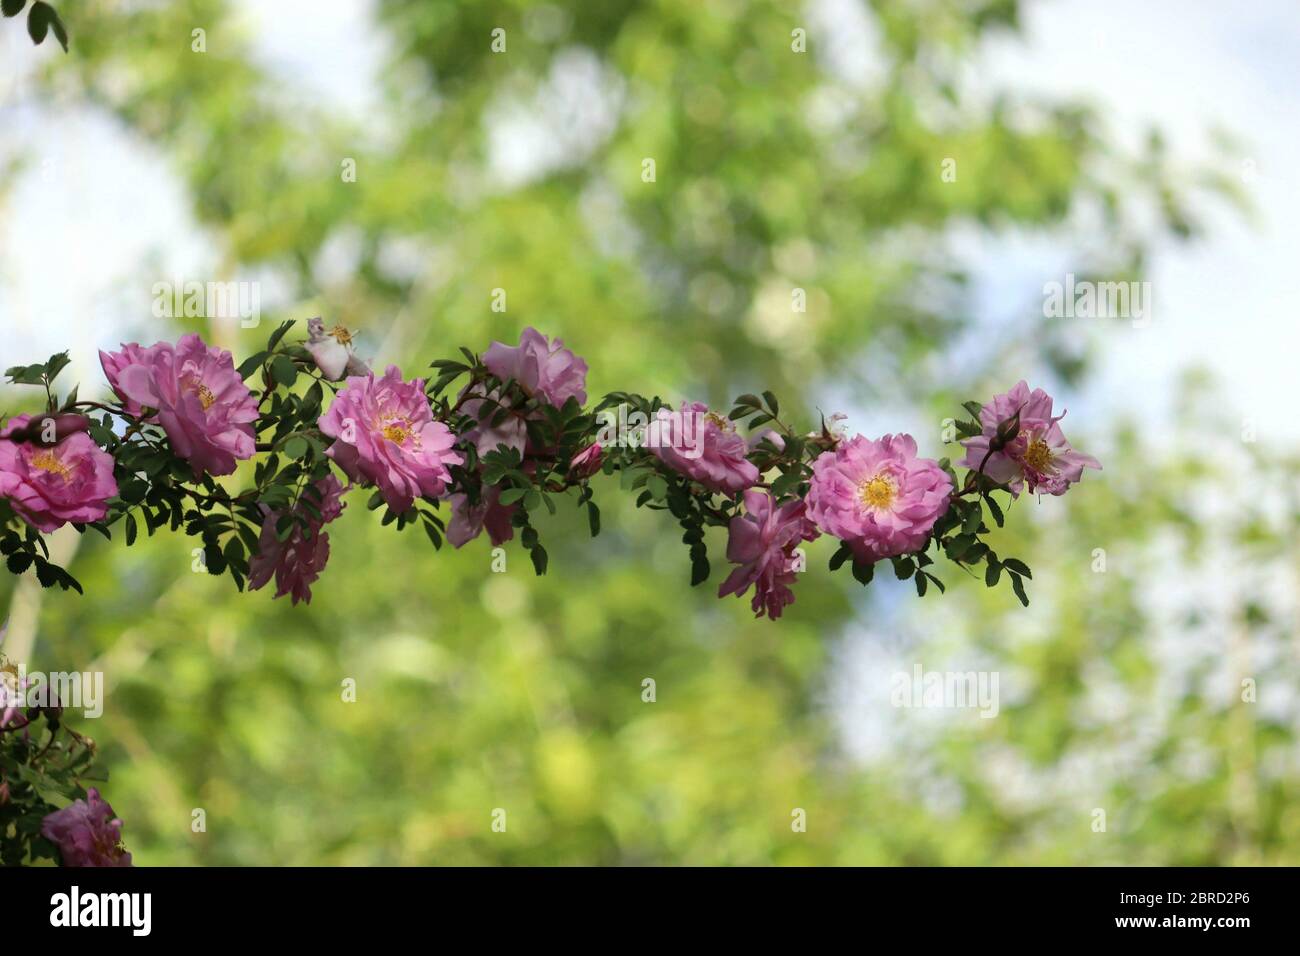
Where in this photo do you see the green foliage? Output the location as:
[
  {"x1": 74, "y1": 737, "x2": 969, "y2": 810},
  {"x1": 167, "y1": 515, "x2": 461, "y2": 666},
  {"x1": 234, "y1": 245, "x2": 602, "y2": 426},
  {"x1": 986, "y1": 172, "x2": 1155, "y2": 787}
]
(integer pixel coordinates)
[
  {"x1": 2, "y1": 0, "x2": 67, "y2": 52},
  {"x1": 0, "y1": 693, "x2": 106, "y2": 866},
  {"x1": 2, "y1": 0, "x2": 1280, "y2": 867}
]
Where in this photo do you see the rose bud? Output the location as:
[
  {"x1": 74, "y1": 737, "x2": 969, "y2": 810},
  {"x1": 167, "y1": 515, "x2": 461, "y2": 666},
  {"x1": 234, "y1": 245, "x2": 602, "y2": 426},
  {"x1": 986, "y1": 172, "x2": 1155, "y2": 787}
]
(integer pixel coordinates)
[{"x1": 9, "y1": 413, "x2": 93, "y2": 446}]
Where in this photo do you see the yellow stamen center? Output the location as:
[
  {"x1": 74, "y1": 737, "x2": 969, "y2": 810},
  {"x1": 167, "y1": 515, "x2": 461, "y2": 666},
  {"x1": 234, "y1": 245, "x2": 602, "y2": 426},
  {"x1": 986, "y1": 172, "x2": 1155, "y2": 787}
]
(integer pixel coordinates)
[
  {"x1": 704, "y1": 411, "x2": 732, "y2": 431},
  {"x1": 185, "y1": 378, "x2": 216, "y2": 410},
  {"x1": 381, "y1": 420, "x2": 412, "y2": 445},
  {"x1": 329, "y1": 325, "x2": 354, "y2": 347},
  {"x1": 30, "y1": 449, "x2": 72, "y2": 481},
  {"x1": 860, "y1": 473, "x2": 896, "y2": 510},
  {"x1": 1022, "y1": 437, "x2": 1053, "y2": 473}
]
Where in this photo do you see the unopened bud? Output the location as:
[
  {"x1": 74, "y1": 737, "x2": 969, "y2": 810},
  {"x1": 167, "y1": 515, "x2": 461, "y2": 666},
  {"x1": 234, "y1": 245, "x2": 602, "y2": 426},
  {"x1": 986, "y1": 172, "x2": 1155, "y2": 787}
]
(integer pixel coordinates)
[{"x1": 9, "y1": 413, "x2": 92, "y2": 446}]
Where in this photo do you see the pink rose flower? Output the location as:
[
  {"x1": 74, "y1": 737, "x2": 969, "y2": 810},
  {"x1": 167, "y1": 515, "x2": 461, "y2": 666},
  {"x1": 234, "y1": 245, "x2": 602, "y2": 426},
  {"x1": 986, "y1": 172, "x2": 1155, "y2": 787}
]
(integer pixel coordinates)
[
  {"x1": 99, "y1": 341, "x2": 166, "y2": 417},
  {"x1": 318, "y1": 365, "x2": 462, "y2": 513},
  {"x1": 0, "y1": 415, "x2": 118, "y2": 533},
  {"x1": 959, "y1": 381, "x2": 1101, "y2": 497},
  {"x1": 304, "y1": 318, "x2": 370, "y2": 381},
  {"x1": 248, "y1": 475, "x2": 347, "y2": 605},
  {"x1": 483, "y1": 327, "x2": 588, "y2": 407},
  {"x1": 40, "y1": 788, "x2": 132, "y2": 867},
  {"x1": 100, "y1": 333, "x2": 259, "y2": 477},
  {"x1": 446, "y1": 485, "x2": 516, "y2": 548},
  {"x1": 718, "y1": 490, "x2": 819, "y2": 619},
  {"x1": 806, "y1": 433, "x2": 952, "y2": 562},
  {"x1": 649, "y1": 401, "x2": 760, "y2": 494},
  {"x1": 569, "y1": 442, "x2": 603, "y2": 478}
]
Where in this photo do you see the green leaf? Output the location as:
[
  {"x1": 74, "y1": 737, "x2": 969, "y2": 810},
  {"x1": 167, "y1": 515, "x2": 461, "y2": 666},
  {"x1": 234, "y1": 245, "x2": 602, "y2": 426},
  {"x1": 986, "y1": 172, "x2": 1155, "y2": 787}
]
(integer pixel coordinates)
[
  {"x1": 984, "y1": 494, "x2": 1004, "y2": 527},
  {"x1": 828, "y1": 541, "x2": 852, "y2": 571},
  {"x1": 125, "y1": 514, "x2": 138, "y2": 546},
  {"x1": 46, "y1": 4, "x2": 65, "y2": 50},
  {"x1": 282, "y1": 436, "x2": 309, "y2": 460},
  {"x1": 851, "y1": 558, "x2": 874, "y2": 585},
  {"x1": 2, "y1": 1, "x2": 28, "y2": 19},
  {"x1": 1001, "y1": 557, "x2": 1032, "y2": 579},
  {"x1": 237, "y1": 350, "x2": 269, "y2": 379},
  {"x1": 946, "y1": 534, "x2": 975, "y2": 560},
  {"x1": 5, "y1": 363, "x2": 45, "y2": 385},
  {"x1": 498, "y1": 487, "x2": 528, "y2": 506},
  {"x1": 271, "y1": 355, "x2": 297, "y2": 388},
  {"x1": 1009, "y1": 572, "x2": 1030, "y2": 607},
  {"x1": 266, "y1": 319, "x2": 295, "y2": 350},
  {"x1": 985, "y1": 560, "x2": 1001, "y2": 587},
  {"x1": 119, "y1": 478, "x2": 148, "y2": 504},
  {"x1": 689, "y1": 552, "x2": 710, "y2": 586},
  {"x1": 25, "y1": 0, "x2": 50, "y2": 44}
]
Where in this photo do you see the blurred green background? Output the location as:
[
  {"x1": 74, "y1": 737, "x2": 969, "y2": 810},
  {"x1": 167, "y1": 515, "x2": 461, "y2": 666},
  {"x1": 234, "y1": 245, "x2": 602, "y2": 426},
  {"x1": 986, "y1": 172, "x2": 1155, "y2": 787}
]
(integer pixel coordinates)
[{"x1": 2, "y1": 0, "x2": 1298, "y2": 864}]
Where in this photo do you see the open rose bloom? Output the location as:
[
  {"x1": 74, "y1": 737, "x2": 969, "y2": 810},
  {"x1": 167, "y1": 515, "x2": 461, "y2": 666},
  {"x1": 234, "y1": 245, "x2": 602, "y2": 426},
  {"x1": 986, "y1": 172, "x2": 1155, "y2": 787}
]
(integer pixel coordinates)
[
  {"x1": 318, "y1": 365, "x2": 462, "y2": 513},
  {"x1": 249, "y1": 475, "x2": 347, "y2": 605},
  {"x1": 959, "y1": 381, "x2": 1101, "y2": 497},
  {"x1": 0, "y1": 415, "x2": 118, "y2": 533},
  {"x1": 100, "y1": 333, "x2": 259, "y2": 477},
  {"x1": 650, "y1": 401, "x2": 760, "y2": 494},
  {"x1": 719, "y1": 490, "x2": 819, "y2": 619},
  {"x1": 807, "y1": 433, "x2": 952, "y2": 562},
  {"x1": 483, "y1": 326, "x2": 588, "y2": 407},
  {"x1": 305, "y1": 317, "x2": 371, "y2": 381},
  {"x1": 40, "y1": 788, "x2": 132, "y2": 867}
]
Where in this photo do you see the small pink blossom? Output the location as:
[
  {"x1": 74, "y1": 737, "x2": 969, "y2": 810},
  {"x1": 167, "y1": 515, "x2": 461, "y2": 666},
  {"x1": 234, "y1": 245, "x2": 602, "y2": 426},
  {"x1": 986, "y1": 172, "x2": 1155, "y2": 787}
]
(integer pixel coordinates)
[
  {"x1": 483, "y1": 327, "x2": 588, "y2": 407},
  {"x1": 100, "y1": 333, "x2": 259, "y2": 477},
  {"x1": 249, "y1": 475, "x2": 347, "y2": 605},
  {"x1": 318, "y1": 365, "x2": 462, "y2": 513},
  {"x1": 305, "y1": 318, "x2": 370, "y2": 381},
  {"x1": 959, "y1": 381, "x2": 1101, "y2": 497},
  {"x1": 649, "y1": 401, "x2": 760, "y2": 494},
  {"x1": 806, "y1": 433, "x2": 952, "y2": 562},
  {"x1": 0, "y1": 415, "x2": 118, "y2": 533},
  {"x1": 40, "y1": 788, "x2": 132, "y2": 867},
  {"x1": 446, "y1": 485, "x2": 516, "y2": 548},
  {"x1": 718, "y1": 490, "x2": 819, "y2": 619}
]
